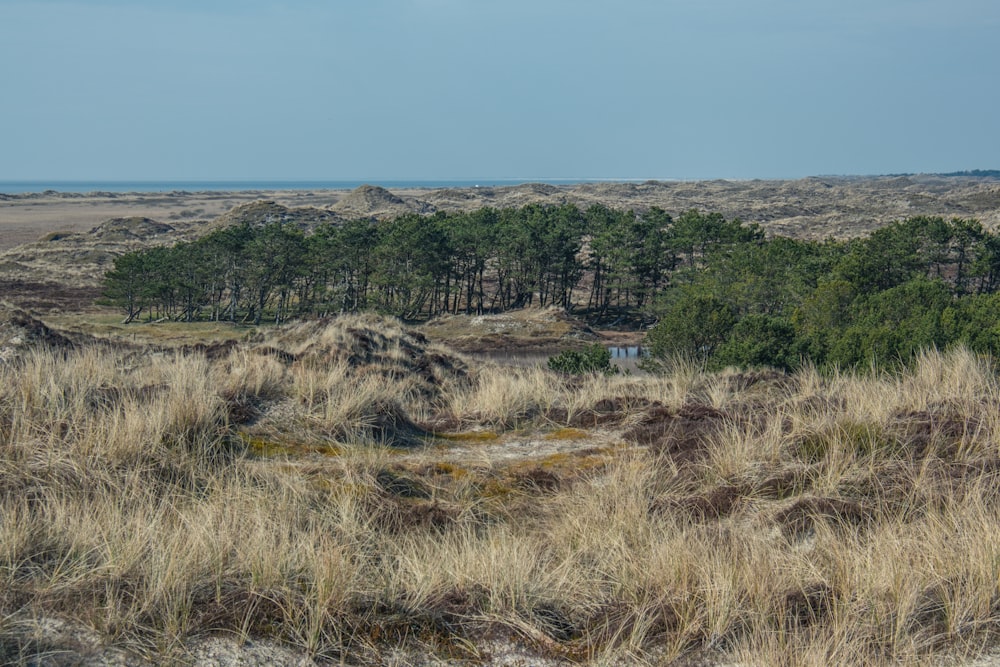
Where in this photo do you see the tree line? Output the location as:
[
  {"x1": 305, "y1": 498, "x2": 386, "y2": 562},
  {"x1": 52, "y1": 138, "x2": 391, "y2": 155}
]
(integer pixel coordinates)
[
  {"x1": 102, "y1": 205, "x2": 1000, "y2": 369},
  {"x1": 646, "y1": 215, "x2": 1000, "y2": 370},
  {"x1": 101, "y1": 204, "x2": 750, "y2": 324}
]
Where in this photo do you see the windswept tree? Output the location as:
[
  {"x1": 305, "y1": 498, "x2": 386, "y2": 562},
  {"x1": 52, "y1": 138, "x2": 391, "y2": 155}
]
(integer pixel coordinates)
[
  {"x1": 102, "y1": 250, "x2": 158, "y2": 323},
  {"x1": 446, "y1": 208, "x2": 497, "y2": 314}
]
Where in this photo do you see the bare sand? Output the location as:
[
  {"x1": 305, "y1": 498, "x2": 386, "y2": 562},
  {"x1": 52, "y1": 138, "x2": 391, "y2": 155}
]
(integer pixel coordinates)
[{"x1": 0, "y1": 190, "x2": 347, "y2": 250}]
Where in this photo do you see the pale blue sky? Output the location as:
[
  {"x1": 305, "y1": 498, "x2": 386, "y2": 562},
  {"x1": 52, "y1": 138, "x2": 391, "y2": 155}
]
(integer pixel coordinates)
[{"x1": 1, "y1": 1, "x2": 997, "y2": 181}]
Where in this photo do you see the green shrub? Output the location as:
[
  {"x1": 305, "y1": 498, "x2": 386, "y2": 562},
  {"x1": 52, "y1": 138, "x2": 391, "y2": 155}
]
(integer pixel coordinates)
[
  {"x1": 547, "y1": 344, "x2": 618, "y2": 375},
  {"x1": 645, "y1": 292, "x2": 737, "y2": 362},
  {"x1": 714, "y1": 314, "x2": 800, "y2": 371}
]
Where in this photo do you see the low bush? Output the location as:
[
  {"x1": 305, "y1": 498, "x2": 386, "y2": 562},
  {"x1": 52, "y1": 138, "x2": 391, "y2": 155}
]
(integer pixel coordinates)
[{"x1": 547, "y1": 344, "x2": 618, "y2": 375}]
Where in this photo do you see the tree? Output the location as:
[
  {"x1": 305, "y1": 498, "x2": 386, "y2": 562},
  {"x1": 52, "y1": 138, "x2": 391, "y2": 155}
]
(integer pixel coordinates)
[
  {"x1": 826, "y1": 278, "x2": 954, "y2": 367},
  {"x1": 791, "y1": 279, "x2": 856, "y2": 364},
  {"x1": 646, "y1": 291, "x2": 737, "y2": 362},
  {"x1": 715, "y1": 315, "x2": 799, "y2": 371},
  {"x1": 586, "y1": 206, "x2": 669, "y2": 316},
  {"x1": 102, "y1": 250, "x2": 157, "y2": 323},
  {"x1": 242, "y1": 222, "x2": 306, "y2": 324},
  {"x1": 667, "y1": 209, "x2": 763, "y2": 273}
]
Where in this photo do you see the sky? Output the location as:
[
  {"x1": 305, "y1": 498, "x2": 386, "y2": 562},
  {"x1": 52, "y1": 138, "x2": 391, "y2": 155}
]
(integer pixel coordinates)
[{"x1": 1, "y1": 0, "x2": 998, "y2": 181}]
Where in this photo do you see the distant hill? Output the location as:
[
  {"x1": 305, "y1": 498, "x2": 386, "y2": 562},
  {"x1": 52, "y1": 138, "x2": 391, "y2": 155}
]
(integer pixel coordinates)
[
  {"x1": 938, "y1": 169, "x2": 1000, "y2": 179},
  {"x1": 331, "y1": 184, "x2": 434, "y2": 218},
  {"x1": 3, "y1": 175, "x2": 1000, "y2": 292},
  {"x1": 207, "y1": 200, "x2": 340, "y2": 231}
]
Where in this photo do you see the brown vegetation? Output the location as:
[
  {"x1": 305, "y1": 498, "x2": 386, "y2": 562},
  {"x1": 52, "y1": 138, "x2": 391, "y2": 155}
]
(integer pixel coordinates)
[{"x1": 2, "y1": 313, "x2": 1000, "y2": 665}]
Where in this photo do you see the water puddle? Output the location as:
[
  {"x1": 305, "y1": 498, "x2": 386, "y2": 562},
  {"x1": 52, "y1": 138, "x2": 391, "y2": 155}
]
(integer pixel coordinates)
[{"x1": 472, "y1": 346, "x2": 648, "y2": 372}]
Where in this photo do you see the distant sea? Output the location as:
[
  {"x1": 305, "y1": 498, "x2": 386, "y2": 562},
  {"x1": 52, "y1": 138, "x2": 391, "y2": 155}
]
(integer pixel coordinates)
[{"x1": 0, "y1": 179, "x2": 640, "y2": 195}]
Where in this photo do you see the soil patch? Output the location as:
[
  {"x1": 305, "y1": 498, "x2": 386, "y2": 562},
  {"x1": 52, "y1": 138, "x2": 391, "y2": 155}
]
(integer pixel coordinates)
[
  {"x1": 0, "y1": 279, "x2": 102, "y2": 313},
  {"x1": 0, "y1": 304, "x2": 78, "y2": 361},
  {"x1": 623, "y1": 402, "x2": 731, "y2": 464}
]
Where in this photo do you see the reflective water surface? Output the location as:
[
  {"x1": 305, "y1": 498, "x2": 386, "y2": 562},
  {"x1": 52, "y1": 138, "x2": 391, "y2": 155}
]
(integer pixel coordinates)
[{"x1": 470, "y1": 346, "x2": 647, "y2": 373}]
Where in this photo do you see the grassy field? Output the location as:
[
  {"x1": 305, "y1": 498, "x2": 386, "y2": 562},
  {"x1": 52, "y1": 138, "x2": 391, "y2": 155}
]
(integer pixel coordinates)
[{"x1": 2, "y1": 314, "x2": 1000, "y2": 665}]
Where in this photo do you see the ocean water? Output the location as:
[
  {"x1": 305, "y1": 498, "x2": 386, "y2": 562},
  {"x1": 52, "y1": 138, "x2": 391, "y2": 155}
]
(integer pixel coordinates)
[{"x1": 0, "y1": 178, "x2": 634, "y2": 195}]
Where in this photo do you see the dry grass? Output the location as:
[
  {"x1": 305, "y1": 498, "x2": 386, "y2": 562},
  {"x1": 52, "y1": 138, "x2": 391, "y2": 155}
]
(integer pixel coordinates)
[
  {"x1": 43, "y1": 311, "x2": 255, "y2": 347},
  {"x1": 2, "y1": 321, "x2": 1000, "y2": 665}
]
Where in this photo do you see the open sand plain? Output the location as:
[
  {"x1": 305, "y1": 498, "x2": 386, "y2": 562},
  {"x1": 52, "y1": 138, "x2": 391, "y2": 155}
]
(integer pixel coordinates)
[{"x1": 0, "y1": 189, "x2": 343, "y2": 251}]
